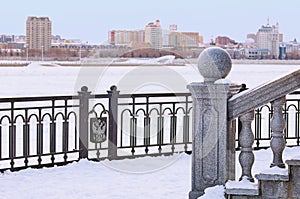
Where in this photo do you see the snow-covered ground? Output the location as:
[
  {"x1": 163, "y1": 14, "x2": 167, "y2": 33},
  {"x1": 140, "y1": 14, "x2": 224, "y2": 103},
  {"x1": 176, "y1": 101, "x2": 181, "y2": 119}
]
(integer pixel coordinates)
[
  {"x1": 0, "y1": 63, "x2": 300, "y2": 198},
  {"x1": 0, "y1": 146, "x2": 299, "y2": 199}
]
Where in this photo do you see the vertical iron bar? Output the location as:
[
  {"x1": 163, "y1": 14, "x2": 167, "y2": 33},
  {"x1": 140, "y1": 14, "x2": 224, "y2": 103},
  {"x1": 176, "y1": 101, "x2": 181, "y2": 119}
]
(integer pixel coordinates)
[
  {"x1": 144, "y1": 117, "x2": 150, "y2": 154},
  {"x1": 23, "y1": 123, "x2": 30, "y2": 166},
  {"x1": 296, "y1": 100, "x2": 300, "y2": 146},
  {"x1": 269, "y1": 106, "x2": 273, "y2": 139},
  {"x1": 170, "y1": 115, "x2": 177, "y2": 152},
  {"x1": 157, "y1": 116, "x2": 164, "y2": 145},
  {"x1": 9, "y1": 125, "x2": 16, "y2": 169},
  {"x1": 144, "y1": 97, "x2": 150, "y2": 154},
  {"x1": 170, "y1": 103, "x2": 176, "y2": 153},
  {"x1": 63, "y1": 99, "x2": 68, "y2": 162},
  {"x1": 157, "y1": 104, "x2": 163, "y2": 153},
  {"x1": 62, "y1": 121, "x2": 69, "y2": 151},
  {"x1": 0, "y1": 126, "x2": 1, "y2": 159},
  {"x1": 254, "y1": 109, "x2": 260, "y2": 148},
  {"x1": 63, "y1": 121, "x2": 69, "y2": 162},
  {"x1": 107, "y1": 86, "x2": 119, "y2": 160},
  {"x1": 284, "y1": 103, "x2": 288, "y2": 139},
  {"x1": 50, "y1": 100, "x2": 55, "y2": 163},
  {"x1": 9, "y1": 101, "x2": 15, "y2": 169},
  {"x1": 130, "y1": 117, "x2": 137, "y2": 155},
  {"x1": 183, "y1": 116, "x2": 189, "y2": 142},
  {"x1": 37, "y1": 122, "x2": 43, "y2": 165},
  {"x1": 50, "y1": 122, "x2": 56, "y2": 163},
  {"x1": 120, "y1": 115, "x2": 124, "y2": 147},
  {"x1": 183, "y1": 95, "x2": 189, "y2": 152},
  {"x1": 50, "y1": 123, "x2": 56, "y2": 153},
  {"x1": 78, "y1": 86, "x2": 91, "y2": 159},
  {"x1": 96, "y1": 143, "x2": 100, "y2": 160},
  {"x1": 23, "y1": 109, "x2": 29, "y2": 167}
]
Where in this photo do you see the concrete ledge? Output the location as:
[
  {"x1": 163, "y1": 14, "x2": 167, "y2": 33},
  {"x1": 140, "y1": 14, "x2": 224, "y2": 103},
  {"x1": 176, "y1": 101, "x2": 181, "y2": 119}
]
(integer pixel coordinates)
[
  {"x1": 226, "y1": 188, "x2": 259, "y2": 196},
  {"x1": 286, "y1": 159, "x2": 300, "y2": 166},
  {"x1": 255, "y1": 166, "x2": 289, "y2": 181},
  {"x1": 255, "y1": 173, "x2": 289, "y2": 181}
]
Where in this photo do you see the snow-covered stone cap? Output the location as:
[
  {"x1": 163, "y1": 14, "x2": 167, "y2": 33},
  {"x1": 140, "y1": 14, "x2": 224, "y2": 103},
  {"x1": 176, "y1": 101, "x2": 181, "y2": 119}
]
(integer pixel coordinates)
[{"x1": 198, "y1": 47, "x2": 232, "y2": 83}]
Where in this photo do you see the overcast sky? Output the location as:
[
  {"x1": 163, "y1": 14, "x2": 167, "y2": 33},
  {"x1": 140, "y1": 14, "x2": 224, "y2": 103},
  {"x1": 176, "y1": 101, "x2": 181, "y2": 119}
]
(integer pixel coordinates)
[{"x1": 1, "y1": 0, "x2": 299, "y2": 43}]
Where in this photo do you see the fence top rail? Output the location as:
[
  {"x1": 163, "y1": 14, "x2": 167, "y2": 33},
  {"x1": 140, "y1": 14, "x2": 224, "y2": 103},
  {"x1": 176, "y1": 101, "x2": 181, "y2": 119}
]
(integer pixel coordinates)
[
  {"x1": 0, "y1": 91, "x2": 191, "y2": 104},
  {"x1": 91, "y1": 94, "x2": 110, "y2": 99},
  {"x1": 289, "y1": 91, "x2": 300, "y2": 95},
  {"x1": 228, "y1": 68, "x2": 300, "y2": 120},
  {"x1": 118, "y1": 100, "x2": 192, "y2": 106},
  {"x1": 119, "y1": 92, "x2": 191, "y2": 98},
  {"x1": 0, "y1": 95, "x2": 79, "y2": 103}
]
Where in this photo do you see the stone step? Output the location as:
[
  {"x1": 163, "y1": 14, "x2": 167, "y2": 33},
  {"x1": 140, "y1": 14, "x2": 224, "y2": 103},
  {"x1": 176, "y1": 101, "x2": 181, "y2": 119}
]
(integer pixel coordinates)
[
  {"x1": 286, "y1": 159, "x2": 300, "y2": 198},
  {"x1": 225, "y1": 158, "x2": 300, "y2": 199},
  {"x1": 225, "y1": 178, "x2": 259, "y2": 199},
  {"x1": 255, "y1": 166, "x2": 289, "y2": 199}
]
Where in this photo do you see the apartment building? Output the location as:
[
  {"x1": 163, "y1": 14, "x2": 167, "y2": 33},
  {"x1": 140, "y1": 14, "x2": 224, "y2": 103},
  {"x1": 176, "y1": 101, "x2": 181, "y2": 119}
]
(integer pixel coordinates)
[
  {"x1": 144, "y1": 20, "x2": 163, "y2": 49},
  {"x1": 26, "y1": 16, "x2": 52, "y2": 50},
  {"x1": 168, "y1": 31, "x2": 202, "y2": 47},
  {"x1": 108, "y1": 30, "x2": 145, "y2": 46},
  {"x1": 256, "y1": 22, "x2": 281, "y2": 58}
]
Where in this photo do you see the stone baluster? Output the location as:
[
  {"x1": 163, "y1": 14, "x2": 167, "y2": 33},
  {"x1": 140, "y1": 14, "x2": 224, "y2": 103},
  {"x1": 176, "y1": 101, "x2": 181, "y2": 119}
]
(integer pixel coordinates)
[
  {"x1": 238, "y1": 111, "x2": 255, "y2": 182},
  {"x1": 270, "y1": 96, "x2": 286, "y2": 168}
]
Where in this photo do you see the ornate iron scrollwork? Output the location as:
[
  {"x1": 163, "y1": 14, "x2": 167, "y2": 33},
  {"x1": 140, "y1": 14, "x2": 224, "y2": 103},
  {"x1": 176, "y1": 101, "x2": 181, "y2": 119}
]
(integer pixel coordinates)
[{"x1": 90, "y1": 118, "x2": 107, "y2": 143}]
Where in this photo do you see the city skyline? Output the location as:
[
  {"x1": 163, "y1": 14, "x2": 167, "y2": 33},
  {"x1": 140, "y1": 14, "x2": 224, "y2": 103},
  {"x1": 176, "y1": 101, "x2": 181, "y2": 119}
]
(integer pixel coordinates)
[{"x1": 1, "y1": 0, "x2": 300, "y2": 44}]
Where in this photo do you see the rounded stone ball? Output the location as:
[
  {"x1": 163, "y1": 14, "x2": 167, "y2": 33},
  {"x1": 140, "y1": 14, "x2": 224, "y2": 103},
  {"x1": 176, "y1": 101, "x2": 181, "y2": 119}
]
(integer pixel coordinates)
[{"x1": 197, "y1": 47, "x2": 232, "y2": 83}]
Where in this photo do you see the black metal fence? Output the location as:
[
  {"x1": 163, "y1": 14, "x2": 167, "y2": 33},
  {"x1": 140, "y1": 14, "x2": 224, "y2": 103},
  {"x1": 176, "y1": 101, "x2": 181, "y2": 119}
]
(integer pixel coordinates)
[
  {"x1": 252, "y1": 91, "x2": 300, "y2": 149},
  {"x1": 0, "y1": 86, "x2": 192, "y2": 172},
  {"x1": 84, "y1": 86, "x2": 193, "y2": 161},
  {"x1": 1, "y1": 86, "x2": 300, "y2": 172},
  {"x1": 0, "y1": 95, "x2": 80, "y2": 171}
]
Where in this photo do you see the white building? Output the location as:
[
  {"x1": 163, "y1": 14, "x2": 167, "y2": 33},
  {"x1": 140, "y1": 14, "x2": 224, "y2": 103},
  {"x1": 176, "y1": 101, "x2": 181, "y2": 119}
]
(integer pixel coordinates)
[
  {"x1": 256, "y1": 22, "x2": 281, "y2": 59},
  {"x1": 145, "y1": 20, "x2": 162, "y2": 49}
]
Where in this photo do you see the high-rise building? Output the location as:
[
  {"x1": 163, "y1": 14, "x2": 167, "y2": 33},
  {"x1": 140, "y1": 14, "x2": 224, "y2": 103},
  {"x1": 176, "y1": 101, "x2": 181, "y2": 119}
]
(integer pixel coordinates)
[
  {"x1": 169, "y1": 31, "x2": 202, "y2": 47},
  {"x1": 215, "y1": 36, "x2": 236, "y2": 47},
  {"x1": 256, "y1": 21, "x2": 281, "y2": 58},
  {"x1": 26, "y1": 16, "x2": 52, "y2": 50},
  {"x1": 108, "y1": 30, "x2": 145, "y2": 46},
  {"x1": 247, "y1": 34, "x2": 256, "y2": 42},
  {"x1": 180, "y1": 32, "x2": 202, "y2": 47},
  {"x1": 145, "y1": 20, "x2": 162, "y2": 49}
]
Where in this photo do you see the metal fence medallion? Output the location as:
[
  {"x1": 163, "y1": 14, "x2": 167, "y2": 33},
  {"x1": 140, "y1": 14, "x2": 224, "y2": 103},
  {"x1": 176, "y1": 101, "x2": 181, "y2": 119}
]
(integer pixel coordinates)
[{"x1": 90, "y1": 118, "x2": 107, "y2": 143}]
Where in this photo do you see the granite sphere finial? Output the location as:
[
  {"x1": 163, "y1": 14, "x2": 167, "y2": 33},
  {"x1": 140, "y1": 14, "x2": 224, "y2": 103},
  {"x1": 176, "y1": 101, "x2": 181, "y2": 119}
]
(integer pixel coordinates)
[{"x1": 197, "y1": 47, "x2": 232, "y2": 83}]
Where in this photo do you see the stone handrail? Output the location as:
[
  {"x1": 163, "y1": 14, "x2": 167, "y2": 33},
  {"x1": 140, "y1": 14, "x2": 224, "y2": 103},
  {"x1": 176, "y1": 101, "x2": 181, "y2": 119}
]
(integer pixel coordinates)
[{"x1": 228, "y1": 68, "x2": 300, "y2": 120}]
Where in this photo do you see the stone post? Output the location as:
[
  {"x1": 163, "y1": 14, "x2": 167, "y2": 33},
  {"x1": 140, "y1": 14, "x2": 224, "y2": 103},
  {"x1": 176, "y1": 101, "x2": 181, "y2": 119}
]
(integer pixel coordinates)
[
  {"x1": 78, "y1": 86, "x2": 91, "y2": 159},
  {"x1": 188, "y1": 47, "x2": 235, "y2": 199},
  {"x1": 107, "y1": 85, "x2": 119, "y2": 160}
]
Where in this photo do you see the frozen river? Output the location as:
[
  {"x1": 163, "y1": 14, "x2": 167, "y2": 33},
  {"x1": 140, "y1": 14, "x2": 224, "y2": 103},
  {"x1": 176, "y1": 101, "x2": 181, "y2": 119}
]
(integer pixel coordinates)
[
  {"x1": 0, "y1": 62, "x2": 300, "y2": 198},
  {"x1": 0, "y1": 63, "x2": 299, "y2": 97}
]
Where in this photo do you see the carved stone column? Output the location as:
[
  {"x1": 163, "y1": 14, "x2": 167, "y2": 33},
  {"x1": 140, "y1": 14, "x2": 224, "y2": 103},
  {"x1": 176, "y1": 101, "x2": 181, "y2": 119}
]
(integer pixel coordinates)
[
  {"x1": 238, "y1": 111, "x2": 255, "y2": 182},
  {"x1": 270, "y1": 96, "x2": 286, "y2": 168},
  {"x1": 188, "y1": 47, "x2": 235, "y2": 199}
]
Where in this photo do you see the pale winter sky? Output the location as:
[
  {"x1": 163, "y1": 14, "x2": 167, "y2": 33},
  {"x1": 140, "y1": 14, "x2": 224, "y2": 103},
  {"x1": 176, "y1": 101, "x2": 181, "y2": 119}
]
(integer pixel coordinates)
[{"x1": 1, "y1": 0, "x2": 299, "y2": 44}]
